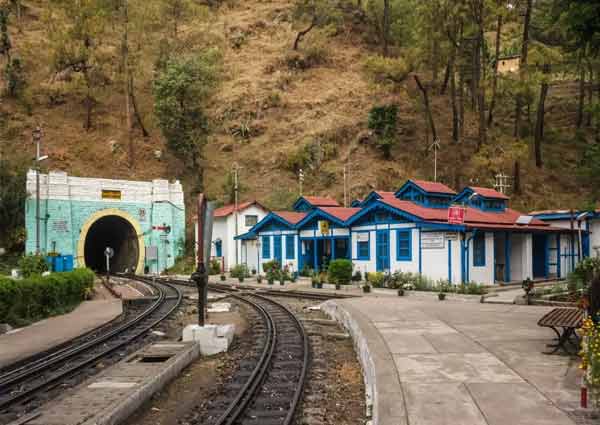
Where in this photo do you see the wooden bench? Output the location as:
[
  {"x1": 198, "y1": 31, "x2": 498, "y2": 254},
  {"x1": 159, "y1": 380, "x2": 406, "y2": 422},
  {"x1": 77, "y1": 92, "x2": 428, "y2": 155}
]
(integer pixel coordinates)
[{"x1": 537, "y1": 307, "x2": 584, "y2": 355}]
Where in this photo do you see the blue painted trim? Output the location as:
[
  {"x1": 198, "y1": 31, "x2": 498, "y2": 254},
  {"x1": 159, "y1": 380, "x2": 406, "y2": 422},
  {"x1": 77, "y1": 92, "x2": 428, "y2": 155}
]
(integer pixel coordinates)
[
  {"x1": 544, "y1": 235, "x2": 550, "y2": 277},
  {"x1": 295, "y1": 207, "x2": 347, "y2": 230},
  {"x1": 556, "y1": 234, "x2": 561, "y2": 278},
  {"x1": 396, "y1": 229, "x2": 412, "y2": 261},
  {"x1": 505, "y1": 232, "x2": 511, "y2": 282},
  {"x1": 355, "y1": 230, "x2": 370, "y2": 260},
  {"x1": 262, "y1": 235, "x2": 271, "y2": 258},
  {"x1": 375, "y1": 229, "x2": 390, "y2": 272},
  {"x1": 473, "y1": 233, "x2": 486, "y2": 267},
  {"x1": 273, "y1": 235, "x2": 282, "y2": 263},
  {"x1": 418, "y1": 228, "x2": 422, "y2": 274},
  {"x1": 249, "y1": 211, "x2": 295, "y2": 235},
  {"x1": 285, "y1": 234, "x2": 295, "y2": 259},
  {"x1": 448, "y1": 239, "x2": 452, "y2": 283},
  {"x1": 298, "y1": 236, "x2": 303, "y2": 272},
  {"x1": 313, "y1": 238, "x2": 318, "y2": 272},
  {"x1": 235, "y1": 231, "x2": 257, "y2": 241},
  {"x1": 416, "y1": 222, "x2": 467, "y2": 231},
  {"x1": 215, "y1": 240, "x2": 222, "y2": 257},
  {"x1": 346, "y1": 200, "x2": 424, "y2": 226},
  {"x1": 292, "y1": 197, "x2": 313, "y2": 212}
]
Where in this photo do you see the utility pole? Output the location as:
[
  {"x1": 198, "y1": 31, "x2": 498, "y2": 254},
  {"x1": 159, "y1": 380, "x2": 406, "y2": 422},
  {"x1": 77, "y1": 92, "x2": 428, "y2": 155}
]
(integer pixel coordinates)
[
  {"x1": 343, "y1": 163, "x2": 348, "y2": 207},
  {"x1": 494, "y1": 173, "x2": 511, "y2": 195},
  {"x1": 233, "y1": 163, "x2": 239, "y2": 266},
  {"x1": 33, "y1": 126, "x2": 46, "y2": 255},
  {"x1": 430, "y1": 138, "x2": 440, "y2": 182},
  {"x1": 299, "y1": 168, "x2": 304, "y2": 196}
]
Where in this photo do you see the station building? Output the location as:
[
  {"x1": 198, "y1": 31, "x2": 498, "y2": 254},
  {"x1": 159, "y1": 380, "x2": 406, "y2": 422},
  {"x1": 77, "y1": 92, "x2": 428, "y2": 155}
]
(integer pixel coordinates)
[
  {"x1": 208, "y1": 201, "x2": 269, "y2": 272},
  {"x1": 236, "y1": 180, "x2": 580, "y2": 285},
  {"x1": 25, "y1": 170, "x2": 185, "y2": 274}
]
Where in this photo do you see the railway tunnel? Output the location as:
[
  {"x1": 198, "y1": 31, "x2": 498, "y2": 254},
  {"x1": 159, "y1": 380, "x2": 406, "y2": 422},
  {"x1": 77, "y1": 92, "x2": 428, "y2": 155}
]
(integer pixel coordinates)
[{"x1": 83, "y1": 215, "x2": 139, "y2": 273}]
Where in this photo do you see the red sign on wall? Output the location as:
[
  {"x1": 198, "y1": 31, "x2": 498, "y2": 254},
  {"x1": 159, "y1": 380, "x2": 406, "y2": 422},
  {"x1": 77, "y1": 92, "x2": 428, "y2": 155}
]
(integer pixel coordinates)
[{"x1": 448, "y1": 206, "x2": 466, "y2": 224}]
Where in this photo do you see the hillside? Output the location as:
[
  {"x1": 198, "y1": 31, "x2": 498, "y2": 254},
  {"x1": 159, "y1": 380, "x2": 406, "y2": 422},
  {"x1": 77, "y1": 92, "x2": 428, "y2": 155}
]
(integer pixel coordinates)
[{"x1": 1, "y1": 0, "x2": 598, "y2": 226}]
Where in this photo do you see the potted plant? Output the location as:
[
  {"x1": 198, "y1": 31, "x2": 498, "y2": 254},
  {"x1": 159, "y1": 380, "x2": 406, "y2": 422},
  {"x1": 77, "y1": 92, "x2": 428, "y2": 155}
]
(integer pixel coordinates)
[
  {"x1": 251, "y1": 268, "x2": 257, "y2": 275},
  {"x1": 238, "y1": 275, "x2": 245, "y2": 283},
  {"x1": 398, "y1": 288, "x2": 405, "y2": 296},
  {"x1": 220, "y1": 274, "x2": 226, "y2": 281},
  {"x1": 257, "y1": 275, "x2": 262, "y2": 283},
  {"x1": 316, "y1": 281, "x2": 323, "y2": 289},
  {"x1": 438, "y1": 292, "x2": 446, "y2": 301},
  {"x1": 363, "y1": 284, "x2": 371, "y2": 293}
]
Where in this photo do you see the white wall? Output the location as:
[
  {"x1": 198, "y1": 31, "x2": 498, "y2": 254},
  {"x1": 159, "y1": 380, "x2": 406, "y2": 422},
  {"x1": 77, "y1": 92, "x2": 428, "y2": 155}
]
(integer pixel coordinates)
[
  {"x1": 468, "y1": 232, "x2": 495, "y2": 284},
  {"x1": 257, "y1": 231, "x2": 298, "y2": 274}
]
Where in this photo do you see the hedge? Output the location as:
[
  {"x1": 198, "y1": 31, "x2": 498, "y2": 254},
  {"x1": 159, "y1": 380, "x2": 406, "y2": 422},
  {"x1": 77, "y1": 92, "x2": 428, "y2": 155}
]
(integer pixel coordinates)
[
  {"x1": 0, "y1": 268, "x2": 95, "y2": 326},
  {"x1": 328, "y1": 259, "x2": 353, "y2": 285}
]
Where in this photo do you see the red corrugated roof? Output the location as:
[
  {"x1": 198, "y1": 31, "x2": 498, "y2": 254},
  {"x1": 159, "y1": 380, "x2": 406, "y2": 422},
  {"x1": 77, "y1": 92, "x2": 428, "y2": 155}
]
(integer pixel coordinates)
[
  {"x1": 213, "y1": 201, "x2": 266, "y2": 217},
  {"x1": 380, "y1": 198, "x2": 548, "y2": 227},
  {"x1": 375, "y1": 191, "x2": 396, "y2": 199},
  {"x1": 319, "y1": 207, "x2": 362, "y2": 221},
  {"x1": 302, "y1": 196, "x2": 340, "y2": 207},
  {"x1": 273, "y1": 211, "x2": 307, "y2": 224},
  {"x1": 411, "y1": 180, "x2": 456, "y2": 195},
  {"x1": 468, "y1": 186, "x2": 509, "y2": 200}
]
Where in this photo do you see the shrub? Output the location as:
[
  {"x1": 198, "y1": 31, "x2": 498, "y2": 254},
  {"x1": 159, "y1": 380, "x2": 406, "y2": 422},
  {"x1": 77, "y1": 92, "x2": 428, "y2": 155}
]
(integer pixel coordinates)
[
  {"x1": 230, "y1": 264, "x2": 250, "y2": 279},
  {"x1": 209, "y1": 259, "x2": 221, "y2": 275},
  {"x1": 18, "y1": 254, "x2": 49, "y2": 278},
  {"x1": 368, "y1": 104, "x2": 398, "y2": 159},
  {"x1": 363, "y1": 284, "x2": 371, "y2": 293},
  {"x1": 352, "y1": 270, "x2": 362, "y2": 282},
  {"x1": 328, "y1": 259, "x2": 352, "y2": 285},
  {"x1": 366, "y1": 272, "x2": 385, "y2": 288},
  {"x1": 363, "y1": 55, "x2": 410, "y2": 84},
  {"x1": 262, "y1": 260, "x2": 281, "y2": 274},
  {"x1": 0, "y1": 268, "x2": 95, "y2": 326},
  {"x1": 300, "y1": 266, "x2": 314, "y2": 277},
  {"x1": 220, "y1": 274, "x2": 226, "y2": 281}
]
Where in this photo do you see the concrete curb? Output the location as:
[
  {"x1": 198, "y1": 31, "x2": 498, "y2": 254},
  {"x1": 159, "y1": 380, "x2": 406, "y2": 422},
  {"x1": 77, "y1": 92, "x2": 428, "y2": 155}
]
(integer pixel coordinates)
[
  {"x1": 321, "y1": 300, "x2": 408, "y2": 425},
  {"x1": 83, "y1": 343, "x2": 200, "y2": 425}
]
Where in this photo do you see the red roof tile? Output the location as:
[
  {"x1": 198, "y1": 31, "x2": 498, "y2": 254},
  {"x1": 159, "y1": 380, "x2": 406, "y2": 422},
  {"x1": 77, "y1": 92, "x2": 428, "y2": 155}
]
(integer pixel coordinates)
[
  {"x1": 319, "y1": 207, "x2": 362, "y2": 221},
  {"x1": 273, "y1": 211, "x2": 307, "y2": 224},
  {"x1": 411, "y1": 180, "x2": 456, "y2": 195},
  {"x1": 375, "y1": 191, "x2": 396, "y2": 199},
  {"x1": 214, "y1": 201, "x2": 267, "y2": 217},
  {"x1": 468, "y1": 186, "x2": 509, "y2": 200},
  {"x1": 380, "y1": 198, "x2": 548, "y2": 228},
  {"x1": 302, "y1": 196, "x2": 340, "y2": 207}
]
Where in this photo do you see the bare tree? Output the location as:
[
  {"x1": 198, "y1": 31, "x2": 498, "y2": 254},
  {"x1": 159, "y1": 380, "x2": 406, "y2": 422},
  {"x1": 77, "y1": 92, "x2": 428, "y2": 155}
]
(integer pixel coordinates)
[
  {"x1": 515, "y1": 0, "x2": 532, "y2": 137},
  {"x1": 533, "y1": 64, "x2": 551, "y2": 168},
  {"x1": 487, "y1": 4, "x2": 503, "y2": 127}
]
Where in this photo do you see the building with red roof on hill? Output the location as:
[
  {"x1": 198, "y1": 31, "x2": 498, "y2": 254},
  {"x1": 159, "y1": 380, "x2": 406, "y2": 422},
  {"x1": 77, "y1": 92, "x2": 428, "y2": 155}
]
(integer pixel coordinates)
[{"x1": 228, "y1": 179, "x2": 582, "y2": 285}]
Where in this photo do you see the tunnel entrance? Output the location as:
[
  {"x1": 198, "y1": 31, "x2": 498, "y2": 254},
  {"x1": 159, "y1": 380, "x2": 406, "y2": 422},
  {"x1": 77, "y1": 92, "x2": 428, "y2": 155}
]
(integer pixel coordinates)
[{"x1": 84, "y1": 215, "x2": 139, "y2": 273}]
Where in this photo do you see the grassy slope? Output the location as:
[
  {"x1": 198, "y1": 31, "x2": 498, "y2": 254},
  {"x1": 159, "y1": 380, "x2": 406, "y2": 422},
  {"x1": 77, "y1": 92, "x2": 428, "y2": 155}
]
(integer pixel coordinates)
[{"x1": 0, "y1": 0, "x2": 595, "y2": 224}]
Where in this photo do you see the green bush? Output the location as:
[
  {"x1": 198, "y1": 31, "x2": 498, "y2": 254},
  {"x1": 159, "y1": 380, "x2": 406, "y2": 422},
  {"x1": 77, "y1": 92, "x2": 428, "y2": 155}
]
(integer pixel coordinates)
[
  {"x1": 209, "y1": 259, "x2": 221, "y2": 275},
  {"x1": 352, "y1": 270, "x2": 362, "y2": 282},
  {"x1": 366, "y1": 272, "x2": 385, "y2": 288},
  {"x1": 230, "y1": 264, "x2": 250, "y2": 279},
  {"x1": 18, "y1": 254, "x2": 49, "y2": 278},
  {"x1": 368, "y1": 104, "x2": 398, "y2": 159},
  {"x1": 0, "y1": 268, "x2": 95, "y2": 326},
  {"x1": 327, "y1": 259, "x2": 352, "y2": 285},
  {"x1": 363, "y1": 55, "x2": 410, "y2": 84}
]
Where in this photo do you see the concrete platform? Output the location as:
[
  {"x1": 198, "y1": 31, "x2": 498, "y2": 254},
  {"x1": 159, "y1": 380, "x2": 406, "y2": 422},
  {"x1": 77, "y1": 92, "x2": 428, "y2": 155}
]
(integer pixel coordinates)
[
  {"x1": 20, "y1": 341, "x2": 200, "y2": 425},
  {"x1": 322, "y1": 296, "x2": 586, "y2": 425},
  {"x1": 0, "y1": 300, "x2": 123, "y2": 368}
]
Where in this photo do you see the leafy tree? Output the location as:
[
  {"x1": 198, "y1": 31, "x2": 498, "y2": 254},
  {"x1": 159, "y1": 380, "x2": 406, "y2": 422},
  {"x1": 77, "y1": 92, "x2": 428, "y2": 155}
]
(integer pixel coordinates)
[
  {"x1": 368, "y1": 104, "x2": 398, "y2": 159},
  {"x1": 0, "y1": 159, "x2": 26, "y2": 251},
  {"x1": 4, "y1": 56, "x2": 25, "y2": 98},
  {"x1": 153, "y1": 49, "x2": 221, "y2": 190},
  {"x1": 0, "y1": 7, "x2": 11, "y2": 60},
  {"x1": 292, "y1": 0, "x2": 342, "y2": 50}
]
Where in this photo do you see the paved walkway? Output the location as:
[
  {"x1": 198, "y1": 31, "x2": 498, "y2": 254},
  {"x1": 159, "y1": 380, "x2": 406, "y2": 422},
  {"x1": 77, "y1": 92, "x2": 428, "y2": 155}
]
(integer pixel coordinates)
[
  {"x1": 322, "y1": 296, "x2": 583, "y2": 425},
  {"x1": 0, "y1": 300, "x2": 122, "y2": 368}
]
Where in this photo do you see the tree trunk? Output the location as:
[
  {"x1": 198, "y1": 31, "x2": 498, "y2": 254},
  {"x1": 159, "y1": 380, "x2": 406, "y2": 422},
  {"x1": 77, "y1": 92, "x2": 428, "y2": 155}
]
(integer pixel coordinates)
[
  {"x1": 414, "y1": 75, "x2": 438, "y2": 143},
  {"x1": 129, "y1": 75, "x2": 149, "y2": 137},
  {"x1": 383, "y1": 0, "x2": 390, "y2": 57},
  {"x1": 450, "y1": 42, "x2": 459, "y2": 143},
  {"x1": 513, "y1": 160, "x2": 520, "y2": 194},
  {"x1": 123, "y1": 0, "x2": 134, "y2": 168},
  {"x1": 293, "y1": 16, "x2": 317, "y2": 50},
  {"x1": 441, "y1": 61, "x2": 450, "y2": 95},
  {"x1": 458, "y1": 23, "x2": 465, "y2": 141},
  {"x1": 515, "y1": 0, "x2": 533, "y2": 138},
  {"x1": 586, "y1": 61, "x2": 593, "y2": 127},
  {"x1": 533, "y1": 65, "x2": 550, "y2": 168},
  {"x1": 487, "y1": 13, "x2": 502, "y2": 127},
  {"x1": 577, "y1": 62, "x2": 585, "y2": 128},
  {"x1": 432, "y1": 38, "x2": 440, "y2": 88}
]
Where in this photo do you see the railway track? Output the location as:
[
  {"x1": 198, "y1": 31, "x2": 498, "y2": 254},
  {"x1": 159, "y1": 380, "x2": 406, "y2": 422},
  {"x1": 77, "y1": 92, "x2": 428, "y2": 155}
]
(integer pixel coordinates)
[
  {"x1": 200, "y1": 292, "x2": 309, "y2": 425},
  {"x1": 0, "y1": 277, "x2": 182, "y2": 424}
]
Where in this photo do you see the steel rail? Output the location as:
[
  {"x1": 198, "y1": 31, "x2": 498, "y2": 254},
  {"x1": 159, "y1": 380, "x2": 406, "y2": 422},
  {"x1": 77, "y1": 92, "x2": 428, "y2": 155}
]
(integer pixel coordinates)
[{"x1": 0, "y1": 278, "x2": 182, "y2": 412}]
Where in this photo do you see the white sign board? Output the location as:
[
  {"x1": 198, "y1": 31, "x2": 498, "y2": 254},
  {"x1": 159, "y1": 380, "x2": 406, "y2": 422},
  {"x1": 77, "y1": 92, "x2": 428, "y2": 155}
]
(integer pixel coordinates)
[
  {"x1": 356, "y1": 233, "x2": 369, "y2": 242},
  {"x1": 445, "y1": 232, "x2": 459, "y2": 241},
  {"x1": 421, "y1": 232, "x2": 445, "y2": 249}
]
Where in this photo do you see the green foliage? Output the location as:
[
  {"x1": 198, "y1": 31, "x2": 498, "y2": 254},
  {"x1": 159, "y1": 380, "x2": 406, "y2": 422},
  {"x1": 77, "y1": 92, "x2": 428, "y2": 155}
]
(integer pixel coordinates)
[
  {"x1": 4, "y1": 57, "x2": 26, "y2": 98},
  {"x1": 18, "y1": 254, "x2": 49, "y2": 278},
  {"x1": 0, "y1": 158, "x2": 26, "y2": 250},
  {"x1": 366, "y1": 271, "x2": 384, "y2": 287},
  {"x1": 0, "y1": 268, "x2": 95, "y2": 326},
  {"x1": 568, "y1": 257, "x2": 600, "y2": 293},
  {"x1": 265, "y1": 188, "x2": 297, "y2": 211},
  {"x1": 221, "y1": 171, "x2": 246, "y2": 204},
  {"x1": 165, "y1": 255, "x2": 196, "y2": 275},
  {"x1": 229, "y1": 264, "x2": 250, "y2": 278},
  {"x1": 209, "y1": 259, "x2": 221, "y2": 275},
  {"x1": 153, "y1": 49, "x2": 222, "y2": 169},
  {"x1": 0, "y1": 7, "x2": 10, "y2": 58},
  {"x1": 327, "y1": 259, "x2": 352, "y2": 285},
  {"x1": 363, "y1": 55, "x2": 409, "y2": 84},
  {"x1": 368, "y1": 104, "x2": 398, "y2": 159},
  {"x1": 352, "y1": 270, "x2": 362, "y2": 282}
]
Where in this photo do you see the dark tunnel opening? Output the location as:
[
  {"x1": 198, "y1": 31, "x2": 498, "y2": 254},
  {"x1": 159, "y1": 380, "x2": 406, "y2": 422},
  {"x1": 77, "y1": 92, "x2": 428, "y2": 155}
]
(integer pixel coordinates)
[{"x1": 84, "y1": 215, "x2": 139, "y2": 273}]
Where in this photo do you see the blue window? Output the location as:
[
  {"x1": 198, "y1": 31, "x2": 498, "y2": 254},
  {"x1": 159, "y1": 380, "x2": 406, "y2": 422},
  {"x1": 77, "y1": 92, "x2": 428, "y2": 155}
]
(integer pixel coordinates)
[
  {"x1": 215, "y1": 240, "x2": 222, "y2": 257},
  {"x1": 356, "y1": 232, "x2": 370, "y2": 260},
  {"x1": 273, "y1": 235, "x2": 282, "y2": 263},
  {"x1": 262, "y1": 236, "x2": 271, "y2": 258},
  {"x1": 396, "y1": 230, "x2": 412, "y2": 261},
  {"x1": 473, "y1": 233, "x2": 486, "y2": 267},
  {"x1": 286, "y1": 235, "x2": 295, "y2": 259}
]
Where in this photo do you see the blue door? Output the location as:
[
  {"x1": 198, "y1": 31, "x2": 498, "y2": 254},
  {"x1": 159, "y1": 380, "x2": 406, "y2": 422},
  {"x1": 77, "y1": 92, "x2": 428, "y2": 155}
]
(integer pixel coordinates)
[
  {"x1": 532, "y1": 234, "x2": 547, "y2": 278},
  {"x1": 273, "y1": 235, "x2": 282, "y2": 264},
  {"x1": 376, "y1": 230, "x2": 390, "y2": 272}
]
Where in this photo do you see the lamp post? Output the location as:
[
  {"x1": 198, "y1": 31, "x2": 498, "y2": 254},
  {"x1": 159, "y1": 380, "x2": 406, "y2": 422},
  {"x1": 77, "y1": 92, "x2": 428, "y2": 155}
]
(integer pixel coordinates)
[{"x1": 33, "y1": 125, "x2": 48, "y2": 255}]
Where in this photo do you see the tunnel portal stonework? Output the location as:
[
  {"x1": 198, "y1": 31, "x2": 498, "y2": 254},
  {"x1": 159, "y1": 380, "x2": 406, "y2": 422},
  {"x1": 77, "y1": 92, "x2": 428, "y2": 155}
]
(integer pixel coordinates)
[{"x1": 25, "y1": 171, "x2": 185, "y2": 274}]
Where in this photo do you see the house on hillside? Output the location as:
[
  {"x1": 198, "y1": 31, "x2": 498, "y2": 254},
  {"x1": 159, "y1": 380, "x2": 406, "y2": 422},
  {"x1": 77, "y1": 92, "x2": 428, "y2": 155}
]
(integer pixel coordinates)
[
  {"x1": 205, "y1": 201, "x2": 269, "y2": 272},
  {"x1": 497, "y1": 55, "x2": 521, "y2": 74},
  {"x1": 236, "y1": 179, "x2": 579, "y2": 285},
  {"x1": 531, "y1": 209, "x2": 600, "y2": 274}
]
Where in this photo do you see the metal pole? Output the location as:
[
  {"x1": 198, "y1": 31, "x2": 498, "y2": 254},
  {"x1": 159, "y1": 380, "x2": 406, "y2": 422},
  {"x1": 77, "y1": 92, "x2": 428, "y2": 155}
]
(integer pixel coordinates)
[
  {"x1": 343, "y1": 164, "x2": 348, "y2": 207},
  {"x1": 33, "y1": 126, "x2": 42, "y2": 254},
  {"x1": 233, "y1": 165, "x2": 239, "y2": 266}
]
